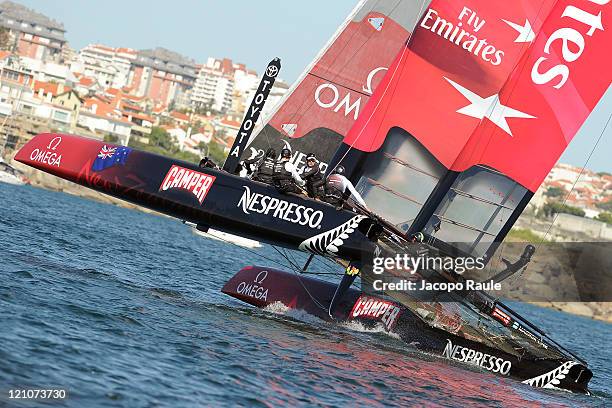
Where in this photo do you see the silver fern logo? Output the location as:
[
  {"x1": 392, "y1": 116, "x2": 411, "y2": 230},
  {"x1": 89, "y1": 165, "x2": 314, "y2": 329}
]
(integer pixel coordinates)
[
  {"x1": 522, "y1": 361, "x2": 578, "y2": 389},
  {"x1": 299, "y1": 215, "x2": 366, "y2": 256}
]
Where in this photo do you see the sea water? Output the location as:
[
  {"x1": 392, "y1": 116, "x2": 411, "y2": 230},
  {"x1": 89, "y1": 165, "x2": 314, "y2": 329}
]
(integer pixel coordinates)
[{"x1": 1, "y1": 182, "x2": 610, "y2": 407}]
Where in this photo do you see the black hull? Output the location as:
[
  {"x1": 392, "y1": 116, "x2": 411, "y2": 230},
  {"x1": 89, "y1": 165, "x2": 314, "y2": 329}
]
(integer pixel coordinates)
[
  {"x1": 14, "y1": 133, "x2": 375, "y2": 260},
  {"x1": 222, "y1": 266, "x2": 592, "y2": 394}
]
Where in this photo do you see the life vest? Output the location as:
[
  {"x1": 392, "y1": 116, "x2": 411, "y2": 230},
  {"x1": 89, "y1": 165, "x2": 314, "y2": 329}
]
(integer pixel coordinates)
[
  {"x1": 259, "y1": 157, "x2": 275, "y2": 174},
  {"x1": 303, "y1": 165, "x2": 324, "y2": 198},
  {"x1": 325, "y1": 175, "x2": 345, "y2": 204},
  {"x1": 273, "y1": 160, "x2": 293, "y2": 181},
  {"x1": 253, "y1": 157, "x2": 275, "y2": 182}
]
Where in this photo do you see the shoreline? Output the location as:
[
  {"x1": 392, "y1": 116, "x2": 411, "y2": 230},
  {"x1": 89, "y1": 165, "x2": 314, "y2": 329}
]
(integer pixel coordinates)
[{"x1": 8, "y1": 159, "x2": 611, "y2": 324}]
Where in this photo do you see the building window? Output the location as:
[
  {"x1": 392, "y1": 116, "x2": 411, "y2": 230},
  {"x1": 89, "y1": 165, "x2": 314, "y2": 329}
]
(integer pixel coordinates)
[
  {"x1": 53, "y1": 111, "x2": 69, "y2": 122},
  {"x1": 2, "y1": 71, "x2": 19, "y2": 81}
]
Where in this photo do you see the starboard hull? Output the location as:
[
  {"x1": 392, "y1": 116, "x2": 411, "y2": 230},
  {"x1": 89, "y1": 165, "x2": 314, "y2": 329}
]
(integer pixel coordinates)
[{"x1": 222, "y1": 266, "x2": 592, "y2": 394}]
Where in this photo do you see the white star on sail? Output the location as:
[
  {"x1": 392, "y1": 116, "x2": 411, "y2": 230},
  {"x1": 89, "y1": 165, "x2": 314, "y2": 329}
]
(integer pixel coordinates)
[
  {"x1": 444, "y1": 77, "x2": 536, "y2": 136},
  {"x1": 502, "y1": 18, "x2": 535, "y2": 43}
]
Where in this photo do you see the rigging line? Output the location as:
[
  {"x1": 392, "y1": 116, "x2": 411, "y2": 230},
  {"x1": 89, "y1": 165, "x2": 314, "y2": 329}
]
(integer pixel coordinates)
[
  {"x1": 289, "y1": 265, "x2": 330, "y2": 311},
  {"x1": 538, "y1": 113, "x2": 611, "y2": 247},
  {"x1": 315, "y1": 257, "x2": 344, "y2": 275},
  {"x1": 301, "y1": 271, "x2": 343, "y2": 276},
  {"x1": 366, "y1": 178, "x2": 424, "y2": 206},
  {"x1": 449, "y1": 187, "x2": 515, "y2": 210},
  {"x1": 384, "y1": 152, "x2": 439, "y2": 178},
  {"x1": 269, "y1": 244, "x2": 332, "y2": 310},
  {"x1": 330, "y1": 0, "x2": 428, "y2": 175},
  {"x1": 272, "y1": 245, "x2": 303, "y2": 271}
]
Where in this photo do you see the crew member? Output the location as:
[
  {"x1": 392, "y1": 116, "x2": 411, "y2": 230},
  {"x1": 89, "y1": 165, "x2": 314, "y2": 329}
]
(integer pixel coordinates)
[
  {"x1": 272, "y1": 148, "x2": 305, "y2": 194},
  {"x1": 250, "y1": 148, "x2": 276, "y2": 184},
  {"x1": 301, "y1": 153, "x2": 325, "y2": 199},
  {"x1": 324, "y1": 165, "x2": 368, "y2": 210},
  {"x1": 238, "y1": 150, "x2": 264, "y2": 177},
  {"x1": 199, "y1": 156, "x2": 219, "y2": 169}
]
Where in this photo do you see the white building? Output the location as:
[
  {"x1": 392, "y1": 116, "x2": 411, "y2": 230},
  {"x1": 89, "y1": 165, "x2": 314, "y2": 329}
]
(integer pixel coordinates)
[
  {"x1": 166, "y1": 127, "x2": 187, "y2": 147},
  {"x1": 233, "y1": 65, "x2": 258, "y2": 94},
  {"x1": 243, "y1": 79, "x2": 289, "y2": 121},
  {"x1": 191, "y1": 65, "x2": 234, "y2": 112},
  {"x1": 73, "y1": 44, "x2": 136, "y2": 89},
  {"x1": 190, "y1": 57, "x2": 259, "y2": 114},
  {"x1": 77, "y1": 110, "x2": 132, "y2": 144},
  {"x1": 17, "y1": 55, "x2": 76, "y2": 83}
]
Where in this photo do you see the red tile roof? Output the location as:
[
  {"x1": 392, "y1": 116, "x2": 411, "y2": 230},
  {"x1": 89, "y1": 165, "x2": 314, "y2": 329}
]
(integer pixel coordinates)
[
  {"x1": 219, "y1": 119, "x2": 241, "y2": 128},
  {"x1": 78, "y1": 76, "x2": 96, "y2": 87},
  {"x1": 32, "y1": 80, "x2": 71, "y2": 97},
  {"x1": 83, "y1": 96, "x2": 118, "y2": 117},
  {"x1": 170, "y1": 111, "x2": 190, "y2": 122},
  {"x1": 125, "y1": 111, "x2": 154, "y2": 123}
]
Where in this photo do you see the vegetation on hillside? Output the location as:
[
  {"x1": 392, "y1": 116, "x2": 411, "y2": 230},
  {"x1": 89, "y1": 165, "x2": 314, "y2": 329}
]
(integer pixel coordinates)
[
  {"x1": 127, "y1": 126, "x2": 226, "y2": 164},
  {"x1": 544, "y1": 186, "x2": 566, "y2": 198},
  {"x1": 506, "y1": 228, "x2": 550, "y2": 243},
  {"x1": 595, "y1": 212, "x2": 612, "y2": 225},
  {"x1": 541, "y1": 202, "x2": 585, "y2": 218},
  {"x1": 595, "y1": 201, "x2": 612, "y2": 212}
]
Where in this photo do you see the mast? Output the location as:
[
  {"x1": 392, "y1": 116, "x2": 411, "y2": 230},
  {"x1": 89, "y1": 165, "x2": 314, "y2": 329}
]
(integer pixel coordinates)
[{"x1": 223, "y1": 57, "x2": 281, "y2": 173}]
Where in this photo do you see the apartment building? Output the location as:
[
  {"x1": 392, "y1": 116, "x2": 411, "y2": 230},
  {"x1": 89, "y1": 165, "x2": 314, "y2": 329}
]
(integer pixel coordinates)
[
  {"x1": 75, "y1": 44, "x2": 136, "y2": 89},
  {"x1": 0, "y1": 1, "x2": 66, "y2": 62},
  {"x1": 128, "y1": 47, "x2": 197, "y2": 107}
]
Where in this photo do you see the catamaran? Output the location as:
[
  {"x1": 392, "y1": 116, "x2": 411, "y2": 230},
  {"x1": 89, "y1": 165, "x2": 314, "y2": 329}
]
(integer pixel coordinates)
[{"x1": 14, "y1": 0, "x2": 610, "y2": 394}]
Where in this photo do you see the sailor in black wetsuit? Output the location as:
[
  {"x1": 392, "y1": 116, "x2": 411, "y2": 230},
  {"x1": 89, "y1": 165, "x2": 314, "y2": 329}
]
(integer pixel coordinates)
[
  {"x1": 301, "y1": 153, "x2": 325, "y2": 199},
  {"x1": 324, "y1": 165, "x2": 368, "y2": 210},
  {"x1": 199, "y1": 156, "x2": 219, "y2": 169},
  {"x1": 272, "y1": 148, "x2": 305, "y2": 194},
  {"x1": 249, "y1": 148, "x2": 276, "y2": 184},
  {"x1": 240, "y1": 150, "x2": 264, "y2": 177}
]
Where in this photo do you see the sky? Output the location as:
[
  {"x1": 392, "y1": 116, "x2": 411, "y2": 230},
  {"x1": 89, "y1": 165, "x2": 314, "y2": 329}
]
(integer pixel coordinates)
[{"x1": 16, "y1": 0, "x2": 611, "y2": 172}]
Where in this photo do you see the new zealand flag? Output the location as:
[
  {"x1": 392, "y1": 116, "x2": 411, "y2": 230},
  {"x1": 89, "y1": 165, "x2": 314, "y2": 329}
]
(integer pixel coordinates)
[{"x1": 91, "y1": 145, "x2": 132, "y2": 171}]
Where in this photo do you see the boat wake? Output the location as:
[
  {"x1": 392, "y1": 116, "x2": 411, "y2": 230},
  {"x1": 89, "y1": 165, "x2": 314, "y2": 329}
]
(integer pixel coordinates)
[
  {"x1": 262, "y1": 301, "x2": 403, "y2": 343},
  {"x1": 262, "y1": 301, "x2": 325, "y2": 326}
]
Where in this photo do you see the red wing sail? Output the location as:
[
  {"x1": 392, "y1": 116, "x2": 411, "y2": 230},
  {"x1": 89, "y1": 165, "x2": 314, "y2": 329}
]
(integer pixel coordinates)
[
  {"x1": 345, "y1": 0, "x2": 611, "y2": 191},
  {"x1": 244, "y1": 0, "x2": 432, "y2": 171}
]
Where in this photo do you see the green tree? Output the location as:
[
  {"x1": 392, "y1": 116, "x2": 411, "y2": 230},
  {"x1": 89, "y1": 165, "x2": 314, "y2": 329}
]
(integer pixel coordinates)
[
  {"x1": 0, "y1": 28, "x2": 11, "y2": 51},
  {"x1": 216, "y1": 128, "x2": 228, "y2": 139},
  {"x1": 207, "y1": 142, "x2": 226, "y2": 164},
  {"x1": 103, "y1": 134, "x2": 119, "y2": 143},
  {"x1": 595, "y1": 212, "x2": 612, "y2": 225},
  {"x1": 595, "y1": 201, "x2": 612, "y2": 212},
  {"x1": 197, "y1": 141, "x2": 208, "y2": 155},
  {"x1": 544, "y1": 186, "x2": 565, "y2": 199},
  {"x1": 148, "y1": 126, "x2": 175, "y2": 150},
  {"x1": 542, "y1": 202, "x2": 585, "y2": 218}
]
